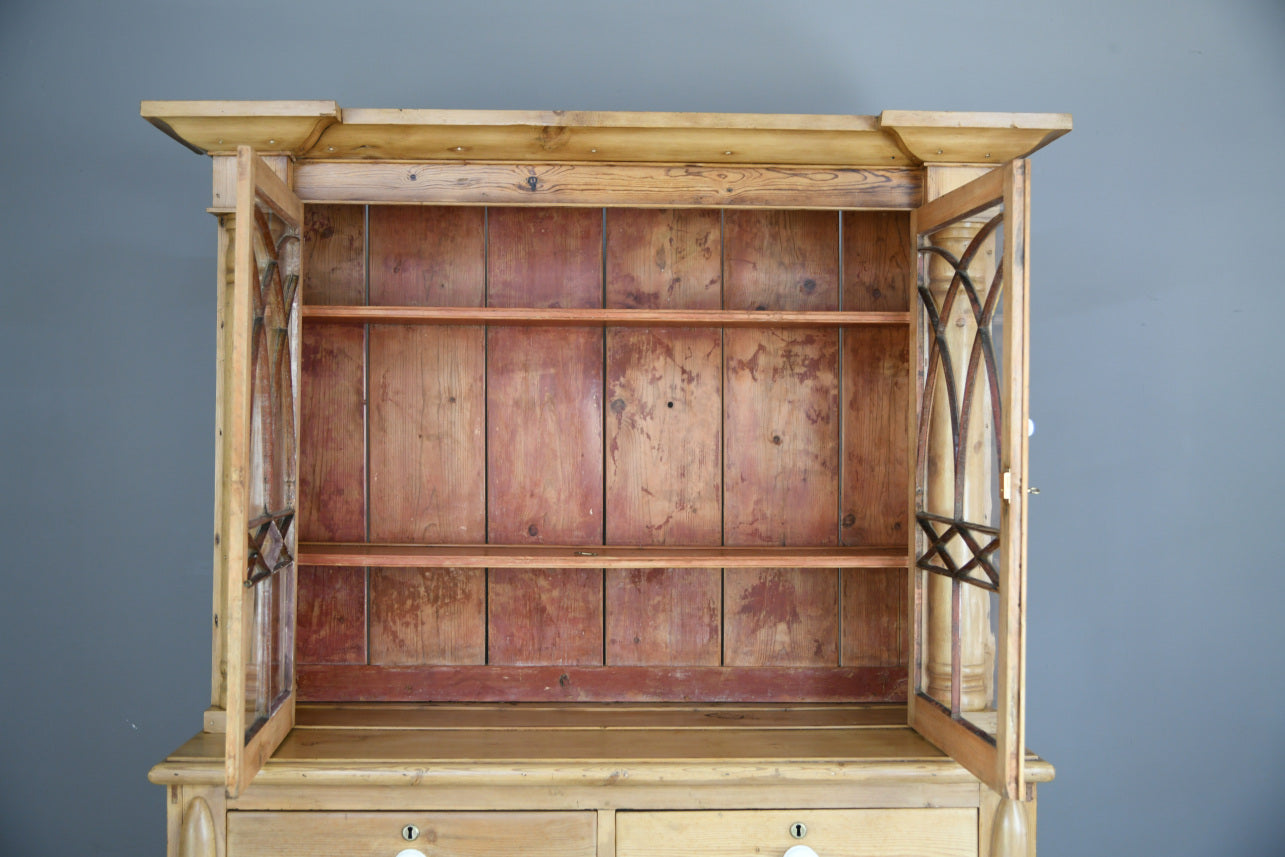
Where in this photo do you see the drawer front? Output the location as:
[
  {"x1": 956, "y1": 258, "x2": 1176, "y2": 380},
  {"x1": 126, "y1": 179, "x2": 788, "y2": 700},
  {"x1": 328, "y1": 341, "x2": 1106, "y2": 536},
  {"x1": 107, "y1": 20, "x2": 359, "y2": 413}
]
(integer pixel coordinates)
[
  {"x1": 228, "y1": 811, "x2": 596, "y2": 857},
  {"x1": 616, "y1": 809, "x2": 976, "y2": 857}
]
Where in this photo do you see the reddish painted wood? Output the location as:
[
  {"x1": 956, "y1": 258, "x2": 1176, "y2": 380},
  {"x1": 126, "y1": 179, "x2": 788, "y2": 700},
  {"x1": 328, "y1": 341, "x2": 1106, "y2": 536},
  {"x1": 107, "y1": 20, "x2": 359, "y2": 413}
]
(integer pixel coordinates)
[
  {"x1": 298, "y1": 543, "x2": 908, "y2": 568},
  {"x1": 841, "y1": 326, "x2": 910, "y2": 546},
  {"x1": 605, "y1": 569, "x2": 721, "y2": 666},
  {"x1": 723, "y1": 210, "x2": 840, "y2": 549},
  {"x1": 368, "y1": 206, "x2": 486, "y2": 544},
  {"x1": 369, "y1": 568, "x2": 486, "y2": 665},
  {"x1": 842, "y1": 211, "x2": 914, "y2": 312},
  {"x1": 303, "y1": 306, "x2": 912, "y2": 327},
  {"x1": 604, "y1": 208, "x2": 721, "y2": 311},
  {"x1": 295, "y1": 566, "x2": 367, "y2": 664},
  {"x1": 487, "y1": 568, "x2": 604, "y2": 666},
  {"x1": 297, "y1": 665, "x2": 908, "y2": 703},
  {"x1": 723, "y1": 569, "x2": 840, "y2": 666},
  {"x1": 723, "y1": 210, "x2": 839, "y2": 312},
  {"x1": 486, "y1": 207, "x2": 603, "y2": 310},
  {"x1": 368, "y1": 206, "x2": 486, "y2": 307},
  {"x1": 301, "y1": 204, "x2": 365, "y2": 305},
  {"x1": 841, "y1": 568, "x2": 908, "y2": 667},
  {"x1": 486, "y1": 208, "x2": 605, "y2": 670},
  {"x1": 298, "y1": 337, "x2": 365, "y2": 542},
  {"x1": 605, "y1": 209, "x2": 722, "y2": 546}
]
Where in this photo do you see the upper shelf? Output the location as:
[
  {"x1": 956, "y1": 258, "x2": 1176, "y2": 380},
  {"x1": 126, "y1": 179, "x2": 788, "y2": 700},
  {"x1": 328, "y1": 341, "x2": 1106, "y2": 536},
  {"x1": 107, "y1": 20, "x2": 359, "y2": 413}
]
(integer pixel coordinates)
[
  {"x1": 302, "y1": 306, "x2": 912, "y2": 327},
  {"x1": 140, "y1": 101, "x2": 1071, "y2": 167},
  {"x1": 298, "y1": 543, "x2": 907, "y2": 569}
]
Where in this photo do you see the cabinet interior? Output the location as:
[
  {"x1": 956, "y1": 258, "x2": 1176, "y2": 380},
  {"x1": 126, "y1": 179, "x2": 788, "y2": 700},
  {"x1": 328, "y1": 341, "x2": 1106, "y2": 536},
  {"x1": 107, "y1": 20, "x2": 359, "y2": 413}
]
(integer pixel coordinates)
[{"x1": 294, "y1": 204, "x2": 913, "y2": 705}]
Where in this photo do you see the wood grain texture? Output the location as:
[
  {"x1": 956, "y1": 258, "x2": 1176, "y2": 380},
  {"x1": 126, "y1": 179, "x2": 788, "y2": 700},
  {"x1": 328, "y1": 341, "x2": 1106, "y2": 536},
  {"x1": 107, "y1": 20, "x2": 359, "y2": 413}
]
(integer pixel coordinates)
[
  {"x1": 301, "y1": 205, "x2": 364, "y2": 305},
  {"x1": 616, "y1": 808, "x2": 976, "y2": 857},
  {"x1": 298, "y1": 324, "x2": 365, "y2": 542},
  {"x1": 368, "y1": 326, "x2": 484, "y2": 542},
  {"x1": 487, "y1": 568, "x2": 604, "y2": 666},
  {"x1": 293, "y1": 702, "x2": 909, "y2": 730},
  {"x1": 305, "y1": 305, "x2": 910, "y2": 326},
  {"x1": 724, "y1": 210, "x2": 840, "y2": 547},
  {"x1": 298, "y1": 543, "x2": 906, "y2": 568},
  {"x1": 842, "y1": 568, "x2": 908, "y2": 667},
  {"x1": 606, "y1": 569, "x2": 721, "y2": 666},
  {"x1": 841, "y1": 326, "x2": 910, "y2": 546},
  {"x1": 368, "y1": 205, "x2": 485, "y2": 307},
  {"x1": 297, "y1": 665, "x2": 906, "y2": 703},
  {"x1": 298, "y1": 204, "x2": 365, "y2": 543},
  {"x1": 368, "y1": 204, "x2": 485, "y2": 544},
  {"x1": 843, "y1": 211, "x2": 913, "y2": 312},
  {"x1": 228, "y1": 810, "x2": 596, "y2": 857},
  {"x1": 293, "y1": 162, "x2": 922, "y2": 207},
  {"x1": 295, "y1": 566, "x2": 367, "y2": 664},
  {"x1": 723, "y1": 569, "x2": 840, "y2": 666},
  {"x1": 605, "y1": 208, "x2": 722, "y2": 546},
  {"x1": 369, "y1": 568, "x2": 485, "y2": 665}
]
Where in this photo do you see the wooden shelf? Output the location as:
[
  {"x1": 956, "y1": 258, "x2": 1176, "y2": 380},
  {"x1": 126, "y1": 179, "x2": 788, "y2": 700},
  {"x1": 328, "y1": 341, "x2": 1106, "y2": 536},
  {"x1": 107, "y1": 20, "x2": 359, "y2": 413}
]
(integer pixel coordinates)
[
  {"x1": 301, "y1": 305, "x2": 912, "y2": 327},
  {"x1": 298, "y1": 542, "x2": 907, "y2": 569}
]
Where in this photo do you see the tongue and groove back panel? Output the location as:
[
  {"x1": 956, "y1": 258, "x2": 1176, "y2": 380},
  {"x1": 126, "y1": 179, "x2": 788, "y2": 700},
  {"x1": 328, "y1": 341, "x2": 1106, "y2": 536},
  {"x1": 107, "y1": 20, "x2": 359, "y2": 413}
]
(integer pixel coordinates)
[{"x1": 295, "y1": 204, "x2": 911, "y2": 702}]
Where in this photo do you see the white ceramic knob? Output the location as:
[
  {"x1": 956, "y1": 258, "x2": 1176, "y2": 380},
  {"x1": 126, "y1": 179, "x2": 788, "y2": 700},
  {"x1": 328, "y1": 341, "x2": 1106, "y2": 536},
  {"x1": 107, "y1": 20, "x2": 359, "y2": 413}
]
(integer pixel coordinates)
[
  {"x1": 395, "y1": 850, "x2": 427, "y2": 857},
  {"x1": 1028, "y1": 418, "x2": 1035, "y2": 437},
  {"x1": 783, "y1": 846, "x2": 818, "y2": 857}
]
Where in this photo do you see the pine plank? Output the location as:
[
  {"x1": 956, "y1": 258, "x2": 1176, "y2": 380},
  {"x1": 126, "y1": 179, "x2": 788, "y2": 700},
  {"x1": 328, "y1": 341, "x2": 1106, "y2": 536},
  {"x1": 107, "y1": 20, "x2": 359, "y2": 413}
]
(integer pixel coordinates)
[
  {"x1": 304, "y1": 305, "x2": 911, "y2": 326},
  {"x1": 300, "y1": 205, "x2": 364, "y2": 305},
  {"x1": 298, "y1": 204, "x2": 365, "y2": 543},
  {"x1": 841, "y1": 568, "x2": 908, "y2": 667},
  {"x1": 616, "y1": 808, "x2": 975, "y2": 857},
  {"x1": 605, "y1": 208, "x2": 722, "y2": 546},
  {"x1": 297, "y1": 543, "x2": 906, "y2": 568},
  {"x1": 723, "y1": 569, "x2": 840, "y2": 666},
  {"x1": 605, "y1": 569, "x2": 721, "y2": 666},
  {"x1": 369, "y1": 568, "x2": 486, "y2": 665},
  {"x1": 293, "y1": 703, "x2": 909, "y2": 730},
  {"x1": 295, "y1": 566, "x2": 367, "y2": 664},
  {"x1": 229, "y1": 810, "x2": 596, "y2": 857},
  {"x1": 487, "y1": 568, "x2": 604, "y2": 666},
  {"x1": 843, "y1": 211, "x2": 913, "y2": 312},
  {"x1": 297, "y1": 665, "x2": 906, "y2": 704},
  {"x1": 723, "y1": 211, "x2": 841, "y2": 547},
  {"x1": 296, "y1": 162, "x2": 922, "y2": 207},
  {"x1": 841, "y1": 326, "x2": 910, "y2": 545}
]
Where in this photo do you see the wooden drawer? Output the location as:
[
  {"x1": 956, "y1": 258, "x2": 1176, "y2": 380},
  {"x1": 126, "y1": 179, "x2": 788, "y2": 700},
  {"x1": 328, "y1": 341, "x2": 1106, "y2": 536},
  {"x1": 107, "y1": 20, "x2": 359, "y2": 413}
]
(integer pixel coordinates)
[
  {"x1": 227, "y1": 811, "x2": 596, "y2": 857},
  {"x1": 615, "y1": 809, "x2": 976, "y2": 857}
]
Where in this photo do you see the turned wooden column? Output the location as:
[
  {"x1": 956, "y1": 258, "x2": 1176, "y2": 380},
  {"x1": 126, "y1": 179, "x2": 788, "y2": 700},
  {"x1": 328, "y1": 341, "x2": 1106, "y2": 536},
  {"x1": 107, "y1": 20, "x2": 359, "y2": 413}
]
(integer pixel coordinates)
[{"x1": 922, "y1": 166, "x2": 997, "y2": 711}]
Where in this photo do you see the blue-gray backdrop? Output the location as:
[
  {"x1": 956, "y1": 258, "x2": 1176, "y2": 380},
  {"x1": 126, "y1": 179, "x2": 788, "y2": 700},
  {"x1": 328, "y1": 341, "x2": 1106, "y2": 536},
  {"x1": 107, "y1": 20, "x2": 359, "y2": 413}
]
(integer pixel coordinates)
[{"x1": 2, "y1": 1, "x2": 1282, "y2": 854}]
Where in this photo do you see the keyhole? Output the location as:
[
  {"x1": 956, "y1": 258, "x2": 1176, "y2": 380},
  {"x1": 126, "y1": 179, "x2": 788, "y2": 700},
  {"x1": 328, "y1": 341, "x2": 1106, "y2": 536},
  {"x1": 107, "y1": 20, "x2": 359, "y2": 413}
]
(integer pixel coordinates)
[
  {"x1": 790, "y1": 822, "x2": 807, "y2": 839},
  {"x1": 402, "y1": 824, "x2": 420, "y2": 841}
]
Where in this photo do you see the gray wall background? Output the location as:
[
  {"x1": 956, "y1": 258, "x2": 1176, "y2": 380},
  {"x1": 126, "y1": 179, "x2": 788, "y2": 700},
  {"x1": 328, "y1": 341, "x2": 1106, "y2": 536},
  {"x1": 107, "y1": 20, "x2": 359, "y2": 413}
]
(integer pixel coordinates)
[{"x1": 2, "y1": 1, "x2": 1282, "y2": 854}]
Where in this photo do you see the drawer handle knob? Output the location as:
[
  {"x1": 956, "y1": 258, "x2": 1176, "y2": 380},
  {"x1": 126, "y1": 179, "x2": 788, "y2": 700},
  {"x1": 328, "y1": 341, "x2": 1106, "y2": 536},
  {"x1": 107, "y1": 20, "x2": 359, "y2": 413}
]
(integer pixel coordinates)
[
  {"x1": 395, "y1": 850, "x2": 427, "y2": 857},
  {"x1": 784, "y1": 847, "x2": 818, "y2": 857},
  {"x1": 402, "y1": 824, "x2": 420, "y2": 841}
]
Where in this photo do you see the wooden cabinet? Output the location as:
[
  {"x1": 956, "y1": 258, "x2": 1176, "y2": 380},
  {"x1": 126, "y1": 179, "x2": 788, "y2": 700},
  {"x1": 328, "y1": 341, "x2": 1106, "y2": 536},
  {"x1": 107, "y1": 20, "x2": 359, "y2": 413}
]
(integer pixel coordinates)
[{"x1": 143, "y1": 101, "x2": 1068, "y2": 857}]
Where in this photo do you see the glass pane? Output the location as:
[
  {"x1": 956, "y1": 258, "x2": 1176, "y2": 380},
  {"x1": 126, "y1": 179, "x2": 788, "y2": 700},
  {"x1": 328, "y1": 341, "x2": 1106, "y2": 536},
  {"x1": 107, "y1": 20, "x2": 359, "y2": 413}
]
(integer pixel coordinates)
[
  {"x1": 241, "y1": 188, "x2": 300, "y2": 742},
  {"x1": 914, "y1": 202, "x2": 1006, "y2": 741}
]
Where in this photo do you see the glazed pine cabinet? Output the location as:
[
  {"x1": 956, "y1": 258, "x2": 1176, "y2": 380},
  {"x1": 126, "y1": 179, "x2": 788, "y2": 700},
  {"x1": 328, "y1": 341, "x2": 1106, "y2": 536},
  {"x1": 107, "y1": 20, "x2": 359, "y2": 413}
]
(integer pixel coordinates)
[{"x1": 143, "y1": 101, "x2": 1069, "y2": 857}]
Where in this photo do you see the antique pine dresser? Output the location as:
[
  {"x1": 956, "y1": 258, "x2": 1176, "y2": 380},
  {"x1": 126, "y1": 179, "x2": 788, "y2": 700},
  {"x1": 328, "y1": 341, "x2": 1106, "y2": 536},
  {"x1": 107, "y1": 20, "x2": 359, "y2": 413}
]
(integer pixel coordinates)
[{"x1": 142, "y1": 101, "x2": 1069, "y2": 857}]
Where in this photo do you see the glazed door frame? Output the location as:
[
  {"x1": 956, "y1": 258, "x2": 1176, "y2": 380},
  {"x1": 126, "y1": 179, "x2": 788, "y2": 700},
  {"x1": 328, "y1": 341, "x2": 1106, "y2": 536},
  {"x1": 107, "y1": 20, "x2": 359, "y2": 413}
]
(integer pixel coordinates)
[
  {"x1": 222, "y1": 146, "x2": 304, "y2": 796},
  {"x1": 907, "y1": 160, "x2": 1032, "y2": 800}
]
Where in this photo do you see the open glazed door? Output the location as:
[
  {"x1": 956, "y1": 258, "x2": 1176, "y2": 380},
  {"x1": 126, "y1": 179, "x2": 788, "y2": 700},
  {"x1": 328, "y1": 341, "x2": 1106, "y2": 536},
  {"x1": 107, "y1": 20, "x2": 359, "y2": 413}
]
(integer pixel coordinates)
[
  {"x1": 908, "y1": 160, "x2": 1031, "y2": 800},
  {"x1": 222, "y1": 147, "x2": 303, "y2": 796}
]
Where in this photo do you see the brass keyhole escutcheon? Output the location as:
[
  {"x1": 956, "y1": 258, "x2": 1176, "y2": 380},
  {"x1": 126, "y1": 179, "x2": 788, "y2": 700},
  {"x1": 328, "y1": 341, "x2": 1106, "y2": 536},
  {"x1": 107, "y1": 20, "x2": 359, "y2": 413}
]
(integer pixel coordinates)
[
  {"x1": 790, "y1": 822, "x2": 807, "y2": 839},
  {"x1": 402, "y1": 824, "x2": 420, "y2": 841}
]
